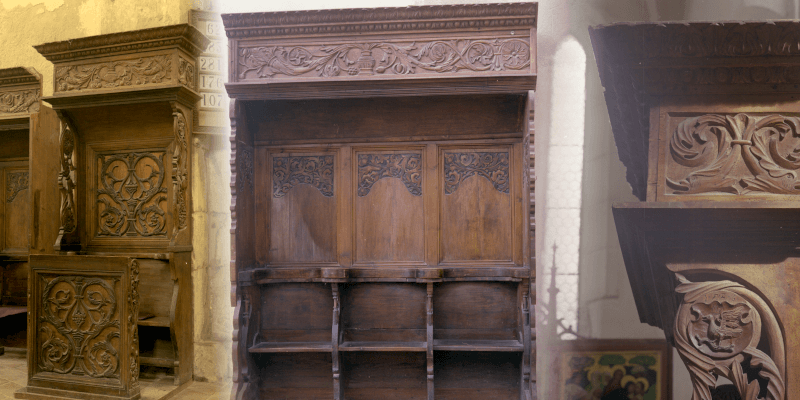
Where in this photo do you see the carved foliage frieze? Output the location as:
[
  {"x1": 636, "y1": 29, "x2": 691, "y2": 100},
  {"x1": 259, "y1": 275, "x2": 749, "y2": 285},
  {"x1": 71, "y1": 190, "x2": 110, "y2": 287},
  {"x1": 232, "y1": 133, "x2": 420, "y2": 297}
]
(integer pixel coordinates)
[
  {"x1": 667, "y1": 113, "x2": 800, "y2": 195},
  {"x1": 674, "y1": 274, "x2": 785, "y2": 400},
  {"x1": 59, "y1": 123, "x2": 77, "y2": 234},
  {"x1": 238, "y1": 38, "x2": 530, "y2": 80},
  {"x1": 178, "y1": 57, "x2": 195, "y2": 90},
  {"x1": 38, "y1": 275, "x2": 120, "y2": 379},
  {"x1": 357, "y1": 153, "x2": 421, "y2": 197},
  {"x1": 273, "y1": 155, "x2": 334, "y2": 198},
  {"x1": 6, "y1": 171, "x2": 29, "y2": 202},
  {"x1": 55, "y1": 55, "x2": 172, "y2": 92},
  {"x1": 172, "y1": 111, "x2": 189, "y2": 233},
  {"x1": 0, "y1": 89, "x2": 40, "y2": 115},
  {"x1": 443, "y1": 152, "x2": 510, "y2": 194},
  {"x1": 97, "y1": 151, "x2": 168, "y2": 237}
]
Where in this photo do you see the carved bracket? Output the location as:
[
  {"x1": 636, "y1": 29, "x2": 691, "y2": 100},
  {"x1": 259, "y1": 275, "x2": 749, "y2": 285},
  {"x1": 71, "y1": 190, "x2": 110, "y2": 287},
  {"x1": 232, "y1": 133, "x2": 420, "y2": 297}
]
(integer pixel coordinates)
[{"x1": 673, "y1": 274, "x2": 785, "y2": 400}]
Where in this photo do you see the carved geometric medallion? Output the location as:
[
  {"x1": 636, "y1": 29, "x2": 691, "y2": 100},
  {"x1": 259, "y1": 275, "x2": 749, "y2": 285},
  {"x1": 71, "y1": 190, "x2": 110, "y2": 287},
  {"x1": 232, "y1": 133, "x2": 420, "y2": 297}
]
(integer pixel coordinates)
[
  {"x1": 6, "y1": 171, "x2": 29, "y2": 202},
  {"x1": 97, "y1": 151, "x2": 168, "y2": 237},
  {"x1": 357, "y1": 153, "x2": 421, "y2": 197},
  {"x1": 667, "y1": 113, "x2": 800, "y2": 195},
  {"x1": 443, "y1": 152, "x2": 510, "y2": 194},
  {"x1": 272, "y1": 155, "x2": 334, "y2": 198}
]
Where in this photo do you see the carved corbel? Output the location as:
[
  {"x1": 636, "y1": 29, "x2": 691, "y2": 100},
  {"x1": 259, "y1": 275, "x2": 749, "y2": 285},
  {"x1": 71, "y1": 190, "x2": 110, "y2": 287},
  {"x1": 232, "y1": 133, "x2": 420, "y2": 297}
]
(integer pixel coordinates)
[
  {"x1": 673, "y1": 274, "x2": 785, "y2": 400},
  {"x1": 170, "y1": 103, "x2": 189, "y2": 244},
  {"x1": 54, "y1": 114, "x2": 79, "y2": 251}
]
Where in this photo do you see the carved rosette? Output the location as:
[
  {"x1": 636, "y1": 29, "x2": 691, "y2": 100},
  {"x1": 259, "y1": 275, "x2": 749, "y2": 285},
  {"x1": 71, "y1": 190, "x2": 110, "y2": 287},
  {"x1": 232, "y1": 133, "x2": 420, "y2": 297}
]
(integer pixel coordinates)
[
  {"x1": 55, "y1": 55, "x2": 173, "y2": 92},
  {"x1": 58, "y1": 122, "x2": 77, "y2": 235},
  {"x1": 443, "y1": 152, "x2": 510, "y2": 194},
  {"x1": 272, "y1": 155, "x2": 334, "y2": 198},
  {"x1": 6, "y1": 171, "x2": 29, "y2": 202},
  {"x1": 674, "y1": 274, "x2": 785, "y2": 400},
  {"x1": 127, "y1": 260, "x2": 139, "y2": 385},
  {"x1": 667, "y1": 114, "x2": 800, "y2": 195},
  {"x1": 172, "y1": 110, "x2": 189, "y2": 234},
  {"x1": 177, "y1": 57, "x2": 195, "y2": 90},
  {"x1": 357, "y1": 153, "x2": 421, "y2": 197},
  {"x1": 96, "y1": 151, "x2": 168, "y2": 237},
  {"x1": 238, "y1": 38, "x2": 530, "y2": 79},
  {"x1": 38, "y1": 275, "x2": 120, "y2": 379},
  {"x1": 0, "y1": 88, "x2": 40, "y2": 115}
]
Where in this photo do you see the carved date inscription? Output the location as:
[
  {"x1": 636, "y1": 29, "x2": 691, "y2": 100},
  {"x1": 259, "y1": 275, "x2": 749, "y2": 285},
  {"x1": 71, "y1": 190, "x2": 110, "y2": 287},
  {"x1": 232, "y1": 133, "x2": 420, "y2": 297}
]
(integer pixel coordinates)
[
  {"x1": 55, "y1": 55, "x2": 172, "y2": 92},
  {"x1": 6, "y1": 171, "x2": 29, "y2": 202},
  {"x1": 38, "y1": 275, "x2": 120, "y2": 378},
  {"x1": 273, "y1": 155, "x2": 334, "y2": 198},
  {"x1": 444, "y1": 152, "x2": 510, "y2": 194},
  {"x1": 357, "y1": 153, "x2": 421, "y2": 197},
  {"x1": 97, "y1": 151, "x2": 168, "y2": 237},
  {"x1": 667, "y1": 113, "x2": 800, "y2": 195}
]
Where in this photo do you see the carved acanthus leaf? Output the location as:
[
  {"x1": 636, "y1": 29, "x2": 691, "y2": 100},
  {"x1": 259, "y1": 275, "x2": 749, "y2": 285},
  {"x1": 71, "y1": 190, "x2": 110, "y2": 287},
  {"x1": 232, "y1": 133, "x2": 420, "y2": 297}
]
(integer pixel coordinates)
[
  {"x1": 357, "y1": 153, "x2": 421, "y2": 197},
  {"x1": 667, "y1": 113, "x2": 800, "y2": 195},
  {"x1": 178, "y1": 57, "x2": 195, "y2": 89},
  {"x1": 0, "y1": 89, "x2": 40, "y2": 114},
  {"x1": 238, "y1": 39, "x2": 530, "y2": 79},
  {"x1": 172, "y1": 111, "x2": 189, "y2": 233},
  {"x1": 272, "y1": 155, "x2": 334, "y2": 198},
  {"x1": 55, "y1": 55, "x2": 172, "y2": 92},
  {"x1": 6, "y1": 171, "x2": 29, "y2": 202},
  {"x1": 443, "y1": 152, "x2": 510, "y2": 194}
]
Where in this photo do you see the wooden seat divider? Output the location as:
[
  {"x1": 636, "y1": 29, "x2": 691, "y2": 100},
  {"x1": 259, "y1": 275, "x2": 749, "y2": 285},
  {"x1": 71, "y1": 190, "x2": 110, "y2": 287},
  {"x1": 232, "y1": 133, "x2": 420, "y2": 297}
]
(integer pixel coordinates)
[{"x1": 224, "y1": 4, "x2": 537, "y2": 399}]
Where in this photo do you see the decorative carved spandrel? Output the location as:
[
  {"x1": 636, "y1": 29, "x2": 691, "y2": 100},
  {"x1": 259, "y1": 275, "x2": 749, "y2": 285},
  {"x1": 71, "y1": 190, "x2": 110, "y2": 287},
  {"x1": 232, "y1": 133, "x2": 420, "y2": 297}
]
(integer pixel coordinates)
[
  {"x1": 38, "y1": 275, "x2": 121, "y2": 379},
  {"x1": 673, "y1": 274, "x2": 785, "y2": 400},
  {"x1": 238, "y1": 38, "x2": 531, "y2": 80},
  {"x1": 357, "y1": 153, "x2": 421, "y2": 197},
  {"x1": 0, "y1": 89, "x2": 40, "y2": 115},
  {"x1": 96, "y1": 151, "x2": 168, "y2": 237},
  {"x1": 172, "y1": 110, "x2": 189, "y2": 234},
  {"x1": 6, "y1": 171, "x2": 29, "y2": 203},
  {"x1": 443, "y1": 151, "x2": 510, "y2": 194},
  {"x1": 667, "y1": 113, "x2": 800, "y2": 196},
  {"x1": 55, "y1": 55, "x2": 173, "y2": 92},
  {"x1": 272, "y1": 155, "x2": 334, "y2": 198}
]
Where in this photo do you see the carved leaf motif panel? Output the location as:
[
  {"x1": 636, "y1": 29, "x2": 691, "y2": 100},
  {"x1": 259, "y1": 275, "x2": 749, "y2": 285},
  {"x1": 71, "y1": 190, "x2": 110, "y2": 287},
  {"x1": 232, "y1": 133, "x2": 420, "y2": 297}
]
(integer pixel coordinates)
[
  {"x1": 357, "y1": 153, "x2": 421, "y2": 197},
  {"x1": 443, "y1": 151, "x2": 510, "y2": 194},
  {"x1": 666, "y1": 113, "x2": 800, "y2": 195},
  {"x1": 6, "y1": 171, "x2": 29, "y2": 202},
  {"x1": 172, "y1": 111, "x2": 189, "y2": 233},
  {"x1": 0, "y1": 89, "x2": 40, "y2": 115},
  {"x1": 272, "y1": 155, "x2": 334, "y2": 198},
  {"x1": 177, "y1": 57, "x2": 195, "y2": 90},
  {"x1": 238, "y1": 38, "x2": 531, "y2": 80},
  {"x1": 55, "y1": 55, "x2": 173, "y2": 92},
  {"x1": 96, "y1": 151, "x2": 168, "y2": 237},
  {"x1": 37, "y1": 275, "x2": 121, "y2": 379}
]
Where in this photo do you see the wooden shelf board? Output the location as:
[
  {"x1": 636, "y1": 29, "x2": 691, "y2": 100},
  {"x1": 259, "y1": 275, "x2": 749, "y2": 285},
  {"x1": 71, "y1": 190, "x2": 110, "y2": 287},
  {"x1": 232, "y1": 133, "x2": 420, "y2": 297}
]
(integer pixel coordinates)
[
  {"x1": 339, "y1": 341, "x2": 427, "y2": 352},
  {"x1": 140, "y1": 356, "x2": 177, "y2": 368},
  {"x1": 433, "y1": 339, "x2": 523, "y2": 352},
  {"x1": 138, "y1": 316, "x2": 170, "y2": 327},
  {"x1": 249, "y1": 341, "x2": 333, "y2": 353}
]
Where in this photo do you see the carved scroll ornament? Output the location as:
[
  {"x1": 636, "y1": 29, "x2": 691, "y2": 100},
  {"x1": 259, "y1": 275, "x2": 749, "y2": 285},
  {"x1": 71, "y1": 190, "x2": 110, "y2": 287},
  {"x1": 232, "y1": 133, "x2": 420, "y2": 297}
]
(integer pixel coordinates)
[
  {"x1": 0, "y1": 89, "x2": 40, "y2": 114},
  {"x1": 38, "y1": 275, "x2": 120, "y2": 378},
  {"x1": 55, "y1": 55, "x2": 172, "y2": 92},
  {"x1": 172, "y1": 111, "x2": 189, "y2": 233},
  {"x1": 357, "y1": 153, "x2": 421, "y2": 197},
  {"x1": 238, "y1": 38, "x2": 530, "y2": 79},
  {"x1": 444, "y1": 152, "x2": 510, "y2": 194},
  {"x1": 6, "y1": 171, "x2": 29, "y2": 202},
  {"x1": 273, "y1": 155, "x2": 334, "y2": 198},
  {"x1": 674, "y1": 274, "x2": 785, "y2": 400},
  {"x1": 177, "y1": 57, "x2": 195, "y2": 89},
  {"x1": 97, "y1": 151, "x2": 168, "y2": 237},
  {"x1": 667, "y1": 113, "x2": 800, "y2": 195}
]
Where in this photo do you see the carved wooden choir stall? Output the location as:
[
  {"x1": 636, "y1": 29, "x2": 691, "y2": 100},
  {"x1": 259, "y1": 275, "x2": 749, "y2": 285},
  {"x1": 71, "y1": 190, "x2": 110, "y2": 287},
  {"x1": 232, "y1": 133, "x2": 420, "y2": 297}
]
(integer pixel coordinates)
[
  {"x1": 0, "y1": 68, "x2": 47, "y2": 355},
  {"x1": 224, "y1": 4, "x2": 537, "y2": 400},
  {"x1": 15, "y1": 25, "x2": 209, "y2": 400},
  {"x1": 591, "y1": 22, "x2": 800, "y2": 400}
]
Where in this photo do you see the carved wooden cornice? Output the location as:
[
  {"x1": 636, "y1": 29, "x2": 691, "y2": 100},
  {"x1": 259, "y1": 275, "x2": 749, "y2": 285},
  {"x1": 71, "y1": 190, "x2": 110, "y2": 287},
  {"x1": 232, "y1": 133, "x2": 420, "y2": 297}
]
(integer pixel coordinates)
[
  {"x1": 222, "y1": 3, "x2": 537, "y2": 38},
  {"x1": 591, "y1": 21, "x2": 800, "y2": 200},
  {"x1": 0, "y1": 67, "x2": 41, "y2": 118},
  {"x1": 34, "y1": 24, "x2": 210, "y2": 61}
]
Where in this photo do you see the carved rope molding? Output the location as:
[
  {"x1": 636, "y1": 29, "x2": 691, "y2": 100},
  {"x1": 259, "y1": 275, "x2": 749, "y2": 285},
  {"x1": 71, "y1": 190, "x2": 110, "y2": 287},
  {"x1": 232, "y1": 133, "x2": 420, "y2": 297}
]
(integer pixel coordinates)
[
  {"x1": 172, "y1": 110, "x2": 189, "y2": 234},
  {"x1": 667, "y1": 113, "x2": 800, "y2": 195},
  {"x1": 272, "y1": 155, "x2": 334, "y2": 198},
  {"x1": 96, "y1": 151, "x2": 168, "y2": 237},
  {"x1": 443, "y1": 152, "x2": 510, "y2": 195},
  {"x1": 674, "y1": 274, "x2": 785, "y2": 400},
  {"x1": 38, "y1": 275, "x2": 120, "y2": 378},
  {"x1": 0, "y1": 89, "x2": 40, "y2": 115},
  {"x1": 6, "y1": 171, "x2": 29, "y2": 203},
  {"x1": 58, "y1": 122, "x2": 77, "y2": 235},
  {"x1": 238, "y1": 38, "x2": 530, "y2": 80},
  {"x1": 357, "y1": 153, "x2": 422, "y2": 197},
  {"x1": 55, "y1": 55, "x2": 173, "y2": 92}
]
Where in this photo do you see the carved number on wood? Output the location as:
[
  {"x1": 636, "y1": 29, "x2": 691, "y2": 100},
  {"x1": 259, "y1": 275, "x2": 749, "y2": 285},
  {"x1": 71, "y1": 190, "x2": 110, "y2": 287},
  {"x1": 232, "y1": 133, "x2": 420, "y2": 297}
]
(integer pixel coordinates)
[
  {"x1": 239, "y1": 39, "x2": 530, "y2": 79},
  {"x1": 97, "y1": 151, "x2": 168, "y2": 237},
  {"x1": 272, "y1": 156, "x2": 334, "y2": 198},
  {"x1": 444, "y1": 152, "x2": 510, "y2": 194},
  {"x1": 668, "y1": 113, "x2": 800, "y2": 195},
  {"x1": 172, "y1": 111, "x2": 189, "y2": 232},
  {"x1": 59, "y1": 123, "x2": 77, "y2": 234},
  {"x1": 38, "y1": 275, "x2": 120, "y2": 378},
  {"x1": 357, "y1": 153, "x2": 421, "y2": 197},
  {"x1": 0, "y1": 89, "x2": 40, "y2": 114},
  {"x1": 6, "y1": 171, "x2": 28, "y2": 202},
  {"x1": 55, "y1": 55, "x2": 172, "y2": 92}
]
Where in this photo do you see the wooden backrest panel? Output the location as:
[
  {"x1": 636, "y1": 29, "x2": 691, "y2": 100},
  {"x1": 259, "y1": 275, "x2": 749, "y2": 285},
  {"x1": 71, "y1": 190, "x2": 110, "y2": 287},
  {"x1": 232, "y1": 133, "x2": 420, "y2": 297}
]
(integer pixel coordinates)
[
  {"x1": 1, "y1": 262, "x2": 27, "y2": 305},
  {"x1": 342, "y1": 283, "x2": 425, "y2": 342},
  {"x1": 4, "y1": 164, "x2": 30, "y2": 253},
  {"x1": 257, "y1": 353, "x2": 333, "y2": 391},
  {"x1": 137, "y1": 259, "x2": 172, "y2": 319},
  {"x1": 433, "y1": 282, "x2": 517, "y2": 340},
  {"x1": 260, "y1": 283, "x2": 332, "y2": 342},
  {"x1": 0, "y1": 129, "x2": 29, "y2": 159},
  {"x1": 343, "y1": 352, "x2": 427, "y2": 397},
  {"x1": 434, "y1": 352, "x2": 521, "y2": 393}
]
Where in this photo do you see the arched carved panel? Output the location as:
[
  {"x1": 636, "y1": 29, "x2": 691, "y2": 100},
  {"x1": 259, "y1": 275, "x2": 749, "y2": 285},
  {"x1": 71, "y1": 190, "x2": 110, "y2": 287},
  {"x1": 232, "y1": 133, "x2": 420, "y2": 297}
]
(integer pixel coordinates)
[{"x1": 357, "y1": 153, "x2": 421, "y2": 197}]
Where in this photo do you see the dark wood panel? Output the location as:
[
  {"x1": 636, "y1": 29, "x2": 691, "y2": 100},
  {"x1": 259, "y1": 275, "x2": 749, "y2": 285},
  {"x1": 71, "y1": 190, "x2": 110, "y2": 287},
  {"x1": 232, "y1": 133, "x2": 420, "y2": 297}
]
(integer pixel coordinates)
[
  {"x1": 0, "y1": 129, "x2": 28, "y2": 159},
  {"x1": 258, "y1": 353, "x2": 333, "y2": 388},
  {"x1": 260, "y1": 283, "x2": 332, "y2": 342},
  {"x1": 433, "y1": 282, "x2": 517, "y2": 340},
  {"x1": 342, "y1": 283, "x2": 425, "y2": 342},
  {"x1": 67, "y1": 103, "x2": 173, "y2": 144},
  {"x1": 343, "y1": 352, "x2": 426, "y2": 399},
  {"x1": 137, "y1": 259, "x2": 172, "y2": 321}
]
